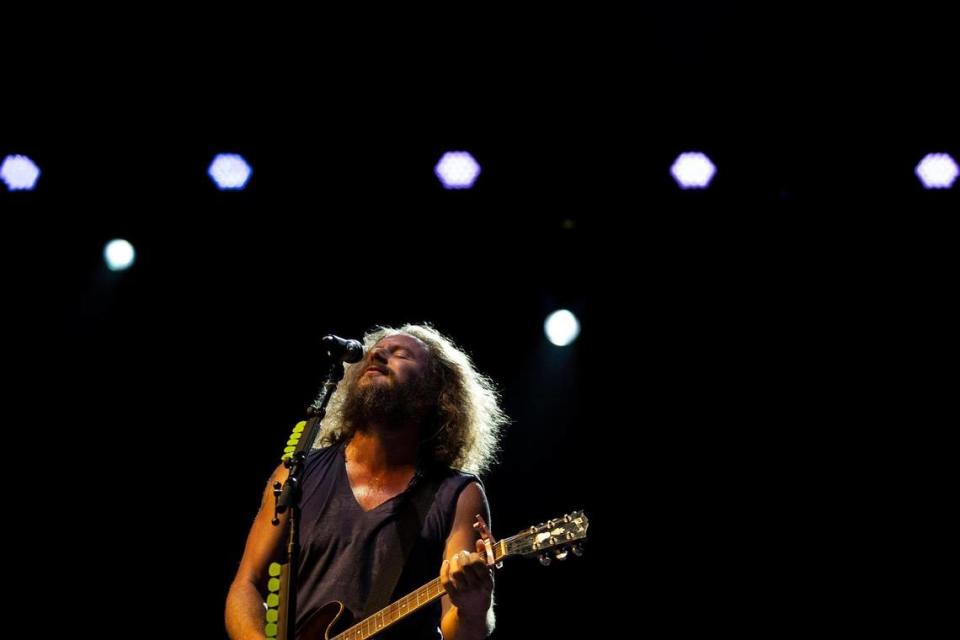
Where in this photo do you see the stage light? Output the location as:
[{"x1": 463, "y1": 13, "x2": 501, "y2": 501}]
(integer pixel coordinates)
[
  {"x1": 104, "y1": 239, "x2": 136, "y2": 271},
  {"x1": 915, "y1": 153, "x2": 958, "y2": 189},
  {"x1": 208, "y1": 153, "x2": 253, "y2": 190},
  {"x1": 670, "y1": 152, "x2": 716, "y2": 189},
  {"x1": 434, "y1": 151, "x2": 481, "y2": 189},
  {"x1": 545, "y1": 310, "x2": 580, "y2": 347},
  {"x1": 1, "y1": 154, "x2": 41, "y2": 191}
]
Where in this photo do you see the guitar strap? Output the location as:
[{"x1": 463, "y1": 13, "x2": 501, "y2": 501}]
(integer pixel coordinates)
[{"x1": 363, "y1": 469, "x2": 442, "y2": 617}]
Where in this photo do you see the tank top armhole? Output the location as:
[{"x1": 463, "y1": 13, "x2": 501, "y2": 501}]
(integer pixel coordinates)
[{"x1": 440, "y1": 472, "x2": 485, "y2": 541}]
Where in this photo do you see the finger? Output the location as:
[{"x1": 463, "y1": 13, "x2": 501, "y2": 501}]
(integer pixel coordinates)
[
  {"x1": 465, "y1": 558, "x2": 490, "y2": 584},
  {"x1": 441, "y1": 558, "x2": 457, "y2": 595},
  {"x1": 453, "y1": 550, "x2": 478, "y2": 589},
  {"x1": 472, "y1": 539, "x2": 492, "y2": 574},
  {"x1": 451, "y1": 552, "x2": 470, "y2": 592}
]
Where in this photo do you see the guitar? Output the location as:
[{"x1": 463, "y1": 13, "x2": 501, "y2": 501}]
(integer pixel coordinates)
[{"x1": 271, "y1": 510, "x2": 589, "y2": 640}]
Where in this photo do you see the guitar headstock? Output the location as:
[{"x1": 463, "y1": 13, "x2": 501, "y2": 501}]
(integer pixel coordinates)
[{"x1": 498, "y1": 510, "x2": 589, "y2": 566}]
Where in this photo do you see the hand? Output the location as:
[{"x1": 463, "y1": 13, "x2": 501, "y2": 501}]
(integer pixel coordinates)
[{"x1": 440, "y1": 539, "x2": 494, "y2": 618}]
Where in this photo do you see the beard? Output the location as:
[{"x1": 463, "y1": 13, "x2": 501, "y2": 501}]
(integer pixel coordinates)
[{"x1": 341, "y1": 371, "x2": 436, "y2": 429}]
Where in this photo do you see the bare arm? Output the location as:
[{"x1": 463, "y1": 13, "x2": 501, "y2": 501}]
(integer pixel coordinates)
[
  {"x1": 440, "y1": 482, "x2": 495, "y2": 640},
  {"x1": 225, "y1": 464, "x2": 290, "y2": 640}
]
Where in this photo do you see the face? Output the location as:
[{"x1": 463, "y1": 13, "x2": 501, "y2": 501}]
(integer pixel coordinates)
[
  {"x1": 357, "y1": 334, "x2": 431, "y2": 392},
  {"x1": 342, "y1": 334, "x2": 436, "y2": 426}
]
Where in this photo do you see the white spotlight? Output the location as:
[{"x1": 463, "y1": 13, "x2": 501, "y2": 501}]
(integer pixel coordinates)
[
  {"x1": 434, "y1": 151, "x2": 481, "y2": 189},
  {"x1": 104, "y1": 239, "x2": 136, "y2": 271},
  {"x1": 1, "y1": 154, "x2": 41, "y2": 191},
  {"x1": 208, "y1": 153, "x2": 253, "y2": 190},
  {"x1": 545, "y1": 310, "x2": 580, "y2": 347},
  {"x1": 915, "y1": 153, "x2": 958, "y2": 189},
  {"x1": 670, "y1": 151, "x2": 716, "y2": 189}
]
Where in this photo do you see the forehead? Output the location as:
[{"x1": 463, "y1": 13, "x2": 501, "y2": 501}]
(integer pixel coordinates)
[{"x1": 374, "y1": 334, "x2": 429, "y2": 358}]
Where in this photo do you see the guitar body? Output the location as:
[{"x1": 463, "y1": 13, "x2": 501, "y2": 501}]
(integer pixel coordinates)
[{"x1": 295, "y1": 600, "x2": 352, "y2": 640}]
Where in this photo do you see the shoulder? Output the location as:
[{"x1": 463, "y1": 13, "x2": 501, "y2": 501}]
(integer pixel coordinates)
[
  {"x1": 440, "y1": 470, "x2": 491, "y2": 534},
  {"x1": 452, "y1": 481, "x2": 488, "y2": 525},
  {"x1": 266, "y1": 443, "x2": 341, "y2": 492},
  {"x1": 431, "y1": 468, "x2": 484, "y2": 507},
  {"x1": 308, "y1": 441, "x2": 342, "y2": 460},
  {"x1": 421, "y1": 467, "x2": 490, "y2": 537},
  {"x1": 443, "y1": 480, "x2": 491, "y2": 555},
  {"x1": 303, "y1": 441, "x2": 343, "y2": 468}
]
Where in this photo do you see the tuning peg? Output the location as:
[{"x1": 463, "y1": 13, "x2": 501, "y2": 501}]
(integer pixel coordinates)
[
  {"x1": 571, "y1": 544, "x2": 584, "y2": 557},
  {"x1": 538, "y1": 553, "x2": 552, "y2": 566},
  {"x1": 554, "y1": 548, "x2": 569, "y2": 561}
]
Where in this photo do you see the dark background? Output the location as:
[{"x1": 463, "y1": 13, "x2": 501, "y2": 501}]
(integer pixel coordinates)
[{"x1": 3, "y1": 5, "x2": 955, "y2": 637}]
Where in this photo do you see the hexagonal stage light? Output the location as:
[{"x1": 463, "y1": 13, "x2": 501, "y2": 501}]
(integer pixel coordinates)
[
  {"x1": 1, "y1": 155, "x2": 41, "y2": 191},
  {"x1": 670, "y1": 152, "x2": 716, "y2": 190},
  {"x1": 915, "y1": 153, "x2": 958, "y2": 189},
  {"x1": 208, "y1": 153, "x2": 253, "y2": 190},
  {"x1": 434, "y1": 151, "x2": 481, "y2": 190}
]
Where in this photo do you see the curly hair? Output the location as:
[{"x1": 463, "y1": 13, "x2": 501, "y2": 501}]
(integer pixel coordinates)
[{"x1": 315, "y1": 324, "x2": 508, "y2": 475}]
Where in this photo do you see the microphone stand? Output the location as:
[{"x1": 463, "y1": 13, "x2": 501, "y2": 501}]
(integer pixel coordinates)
[{"x1": 272, "y1": 357, "x2": 347, "y2": 640}]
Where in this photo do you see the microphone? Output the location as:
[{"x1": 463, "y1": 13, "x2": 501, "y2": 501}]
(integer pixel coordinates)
[{"x1": 321, "y1": 334, "x2": 364, "y2": 363}]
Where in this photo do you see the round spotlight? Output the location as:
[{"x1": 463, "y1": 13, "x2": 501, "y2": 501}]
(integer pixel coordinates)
[
  {"x1": 915, "y1": 153, "x2": 958, "y2": 189},
  {"x1": 104, "y1": 239, "x2": 136, "y2": 271},
  {"x1": 208, "y1": 153, "x2": 253, "y2": 190},
  {"x1": 670, "y1": 151, "x2": 716, "y2": 190},
  {"x1": 434, "y1": 151, "x2": 481, "y2": 190},
  {"x1": 545, "y1": 310, "x2": 580, "y2": 347},
  {"x1": 1, "y1": 154, "x2": 41, "y2": 191}
]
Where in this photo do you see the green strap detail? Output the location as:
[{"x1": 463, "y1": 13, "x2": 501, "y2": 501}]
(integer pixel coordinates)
[{"x1": 280, "y1": 420, "x2": 309, "y2": 461}]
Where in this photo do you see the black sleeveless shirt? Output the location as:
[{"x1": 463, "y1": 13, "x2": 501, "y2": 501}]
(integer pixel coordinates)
[{"x1": 295, "y1": 442, "x2": 478, "y2": 639}]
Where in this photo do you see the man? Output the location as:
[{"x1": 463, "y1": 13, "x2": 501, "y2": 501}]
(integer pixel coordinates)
[{"x1": 226, "y1": 324, "x2": 508, "y2": 639}]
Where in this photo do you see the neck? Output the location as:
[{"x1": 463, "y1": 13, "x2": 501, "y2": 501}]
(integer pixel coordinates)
[{"x1": 346, "y1": 424, "x2": 421, "y2": 473}]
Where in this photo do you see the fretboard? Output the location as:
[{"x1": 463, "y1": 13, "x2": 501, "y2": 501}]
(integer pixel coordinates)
[
  {"x1": 330, "y1": 577, "x2": 445, "y2": 640},
  {"x1": 332, "y1": 539, "x2": 508, "y2": 640}
]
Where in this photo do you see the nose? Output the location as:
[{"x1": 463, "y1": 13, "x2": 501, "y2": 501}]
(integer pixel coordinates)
[{"x1": 369, "y1": 346, "x2": 389, "y2": 365}]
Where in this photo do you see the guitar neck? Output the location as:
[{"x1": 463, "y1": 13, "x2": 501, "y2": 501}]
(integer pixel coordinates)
[
  {"x1": 330, "y1": 576, "x2": 446, "y2": 640},
  {"x1": 333, "y1": 539, "x2": 507, "y2": 640}
]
